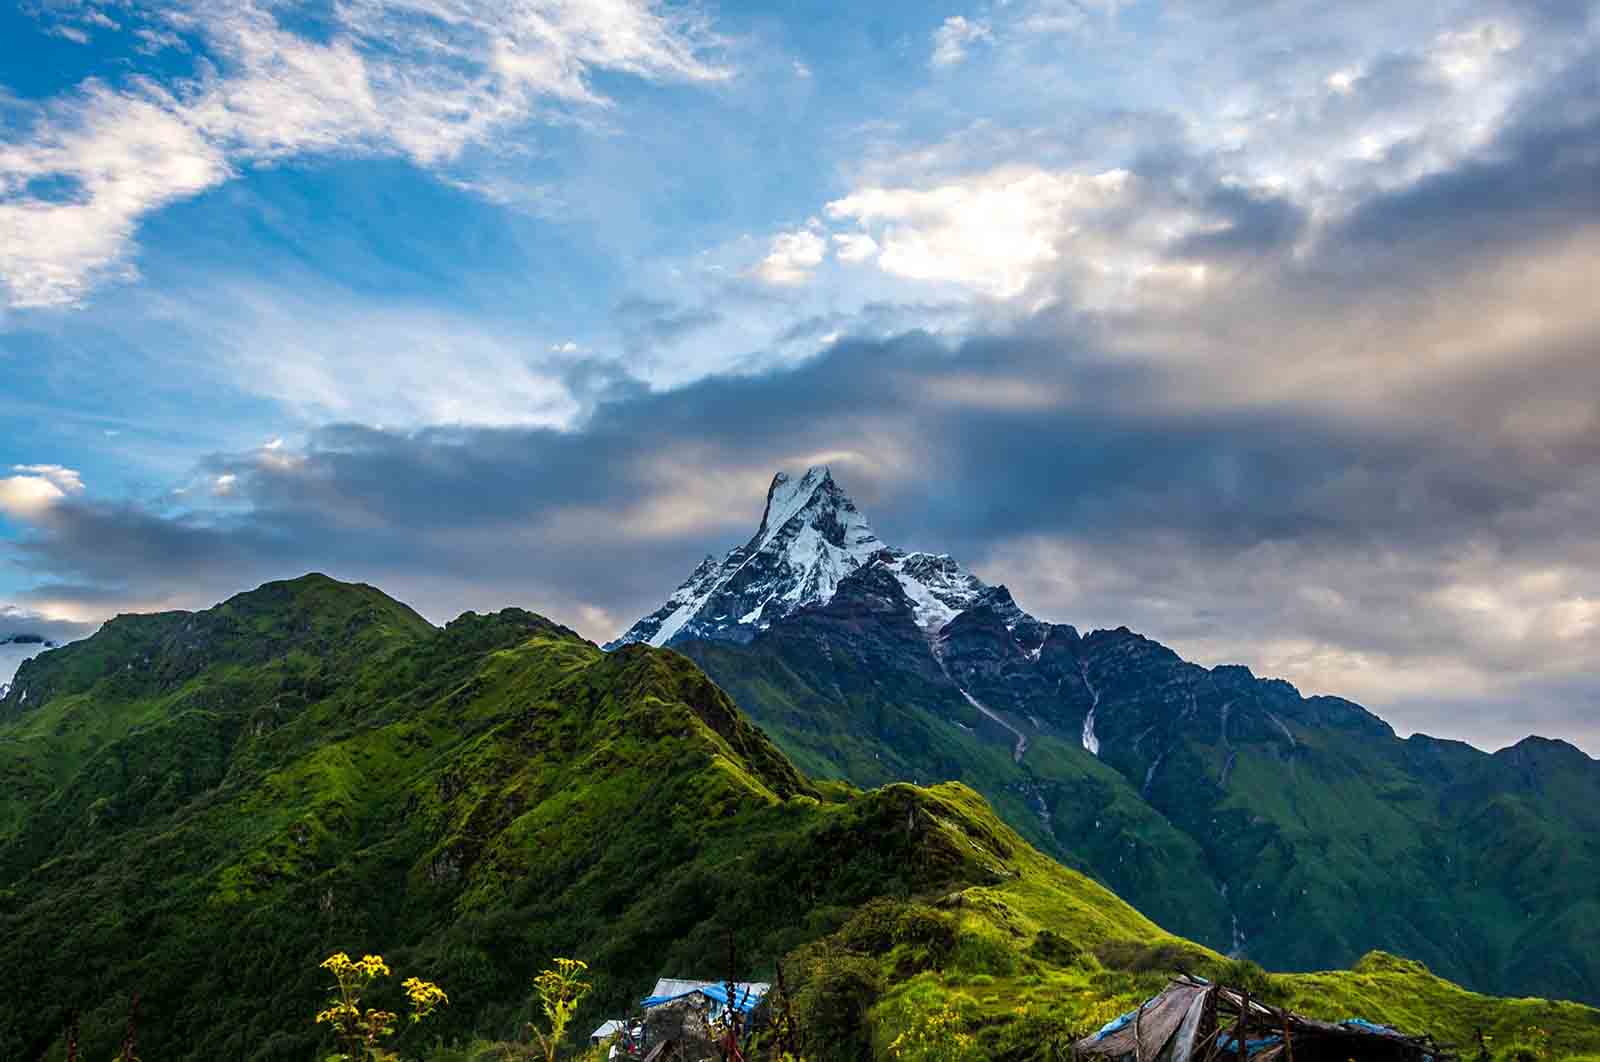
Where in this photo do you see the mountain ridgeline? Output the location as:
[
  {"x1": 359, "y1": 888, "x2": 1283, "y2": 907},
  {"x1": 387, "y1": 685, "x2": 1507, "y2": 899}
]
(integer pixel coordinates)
[
  {"x1": 620, "y1": 466, "x2": 1600, "y2": 1006},
  {"x1": 3, "y1": 574, "x2": 1599, "y2": 1061},
  {"x1": 0, "y1": 575, "x2": 1037, "y2": 1058}
]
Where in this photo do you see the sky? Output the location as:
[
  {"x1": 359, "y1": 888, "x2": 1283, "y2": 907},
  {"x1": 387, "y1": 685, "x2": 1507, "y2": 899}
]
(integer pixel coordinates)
[{"x1": 1, "y1": 0, "x2": 1597, "y2": 755}]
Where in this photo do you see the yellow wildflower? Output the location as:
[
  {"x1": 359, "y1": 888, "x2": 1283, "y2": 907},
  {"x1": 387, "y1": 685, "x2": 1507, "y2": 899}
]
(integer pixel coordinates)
[
  {"x1": 357, "y1": 954, "x2": 391, "y2": 978},
  {"x1": 401, "y1": 976, "x2": 449, "y2": 1022}
]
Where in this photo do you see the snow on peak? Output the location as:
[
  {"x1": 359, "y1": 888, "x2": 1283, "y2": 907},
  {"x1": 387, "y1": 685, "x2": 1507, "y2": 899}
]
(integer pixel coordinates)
[
  {"x1": 757, "y1": 466, "x2": 833, "y2": 548},
  {"x1": 883, "y1": 551, "x2": 989, "y2": 632},
  {"x1": 607, "y1": 465, "x2": 882, "y2": 648},
  {"x1": 607, "y1": 467, "x2": 1040, "y2": 649}
]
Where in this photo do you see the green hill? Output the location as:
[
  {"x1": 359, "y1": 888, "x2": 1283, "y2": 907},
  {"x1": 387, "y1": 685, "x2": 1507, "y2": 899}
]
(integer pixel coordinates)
[{"x1": 2, "y1": 575, "x2": 1596, "y2": 1061}]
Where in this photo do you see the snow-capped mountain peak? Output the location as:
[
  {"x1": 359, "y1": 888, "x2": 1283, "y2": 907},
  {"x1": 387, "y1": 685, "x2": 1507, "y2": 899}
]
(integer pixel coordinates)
[
  {"x1": 757, "y1": 466, "x2": 832, "y2": 547},
  {"x1": 608, "y1": 466, "x2": 1025, "y2": 649}
]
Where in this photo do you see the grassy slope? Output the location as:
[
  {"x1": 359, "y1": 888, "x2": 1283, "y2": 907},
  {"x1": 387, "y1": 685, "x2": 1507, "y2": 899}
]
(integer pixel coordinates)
[
  {"x1": 683, "y1": 639, "x2": 1232, "y2": 953},
  {"x1": 2, "y1": 578, "x2": 1133, "y2": 1060},
  {"x1": 852, "y1": 813, "x2": 1600, "y2": 1061},
  {"x1": 1, "y1": 576, "x2": 1595, "y2": 1062}
]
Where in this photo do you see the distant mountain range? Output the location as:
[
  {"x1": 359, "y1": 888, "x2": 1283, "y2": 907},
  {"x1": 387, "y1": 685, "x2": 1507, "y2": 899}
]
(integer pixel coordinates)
[{"x1": 620, "y1": 466, "x2": 1600, "y2": 1004}]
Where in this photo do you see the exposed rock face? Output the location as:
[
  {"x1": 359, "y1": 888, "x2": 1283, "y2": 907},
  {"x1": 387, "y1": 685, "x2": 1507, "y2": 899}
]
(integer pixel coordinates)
[{"x1": 763, "y1": 564, "x2": 942, "y2": 677}]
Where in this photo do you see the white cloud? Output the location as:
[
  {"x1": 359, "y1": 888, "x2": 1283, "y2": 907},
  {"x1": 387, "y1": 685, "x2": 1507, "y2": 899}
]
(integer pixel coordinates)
[
  {"x1": 13, "y1": 465, "x2": 86, "y2": 494},
  {"x1": 1429, "y1": 20, "x2": 1522, "y2": 84},
  {"x1": 753, "y1": 229, "x2": 828, "y2": 286},
  {"x1": 49, "y1": 24, "x2": 91, "y2": 44},
  {"x1": 931, "y1": 15, "x2": 992, "y2": 68},
  {"x1": 0, "y1": 84, "x2": 230, "y2": 308},
  {"x1": 0, "y1": 0, "x2": 730, "y2": 308},
  {"x1": 1169, "y1": 11, "x2": 1548, "y2": 216},
  {"x1": 0, "y1": 478, "x2": 66, "y2": 517},
  {"x1": 824, "y1": 166, "x2": 1138, "y2": 299},
  {"x1": 0, "y1": 464, "x2": 85, "y2": 519},
  {"x1": 1325, "y1": 67, "x2": 1361, "y2": 95},
  {"x1": 832, "y1": 232, "x2": 880, "y2": 263}
]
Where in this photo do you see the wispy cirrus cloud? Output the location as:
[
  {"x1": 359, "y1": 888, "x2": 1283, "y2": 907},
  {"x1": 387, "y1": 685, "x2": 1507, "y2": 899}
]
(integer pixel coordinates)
[
  {"x1": 0, "y1": 0, "x2": 729, "y2": 308},
  {"x1": 930, "y1": 15, "x2": 992, "y2": 68}
]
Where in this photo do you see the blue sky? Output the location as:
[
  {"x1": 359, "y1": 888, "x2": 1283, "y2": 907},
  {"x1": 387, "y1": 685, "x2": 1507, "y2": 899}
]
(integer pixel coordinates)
[{"x1": 2, "y1": 0, "x2": 1598, "y2": 754}]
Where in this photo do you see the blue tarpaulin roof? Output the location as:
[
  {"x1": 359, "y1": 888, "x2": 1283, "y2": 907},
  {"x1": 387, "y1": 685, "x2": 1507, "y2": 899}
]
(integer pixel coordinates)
[
  {"x1": 1093, "y1": 1009, "x2": 1139, "y2": 1041},
  {"x1": 1215, "y1": 1032, "x2": 1284, "y2": 1057},
  {"x1": 641, "y1": 982, "x2": 766, "y2": 1014}
]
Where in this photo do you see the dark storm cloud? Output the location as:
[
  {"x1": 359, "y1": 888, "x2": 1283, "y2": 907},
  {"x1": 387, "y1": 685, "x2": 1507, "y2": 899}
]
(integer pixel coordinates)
[
  {"x1": 1333, "y1": 68, "x2": 1600, "y2": 257},
  {"x1": 11, "y1": 295, "x2": 1595, "y2": 640},
  {"x1": 1170, "y1": 185, "x2": 1306, "y2": 261}
]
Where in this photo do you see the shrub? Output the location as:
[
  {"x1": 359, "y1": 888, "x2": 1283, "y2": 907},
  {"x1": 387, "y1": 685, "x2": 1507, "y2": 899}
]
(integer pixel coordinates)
[
  {"x1": 892, "y1": 907, "x2": 957, "y2": 961},
  {"x1": 833, "y1": 900, "x2": 957, "y2": 976},
  {"x1": 791, "y1": 950, "x2": 885, "y2": 1062},
  {"x1": 982, "y1": 1008, "x2": 1080, "y2": 1062},
  {"x1": 1209, "y1": 958, "x2": 1286, "y2": 1003},
  {"x1": 1497, "y1": 1025, "x2": 1551, "y2": 1062},
  {"x1": 1092, "y1": 939, "x2": 1206, "y2": 975},
  {"x1": 950, "y1": 931, "x2": 1018, "y2": 977},
  {"x1": 1027, "y1": 929, "x2": 1081, "y2": 967},
  {"x1": 838, "y1": 900, "x2": 905, "y2": 954}
]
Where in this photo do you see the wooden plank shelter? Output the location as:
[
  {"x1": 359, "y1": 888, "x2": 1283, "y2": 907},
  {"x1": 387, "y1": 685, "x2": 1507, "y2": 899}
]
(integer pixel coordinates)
[{"x1": 1071, "y1": 975, "x2": 1455, "y2": 1062}]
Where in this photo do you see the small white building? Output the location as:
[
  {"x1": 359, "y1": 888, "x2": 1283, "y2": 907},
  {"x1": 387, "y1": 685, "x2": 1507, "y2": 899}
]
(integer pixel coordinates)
[{"x1": 590, "y1": 1018, "x2": 625, "y2": 1044}]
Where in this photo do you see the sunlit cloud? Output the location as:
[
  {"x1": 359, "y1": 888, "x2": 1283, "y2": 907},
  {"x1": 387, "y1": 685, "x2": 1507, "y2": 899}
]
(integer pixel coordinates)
[
  {"x1": 0, "y1": 465, "x2": 85, "y2": 519},
  {"x1": 752, "y1": 227, "x2": 827, "y2": 286}
]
